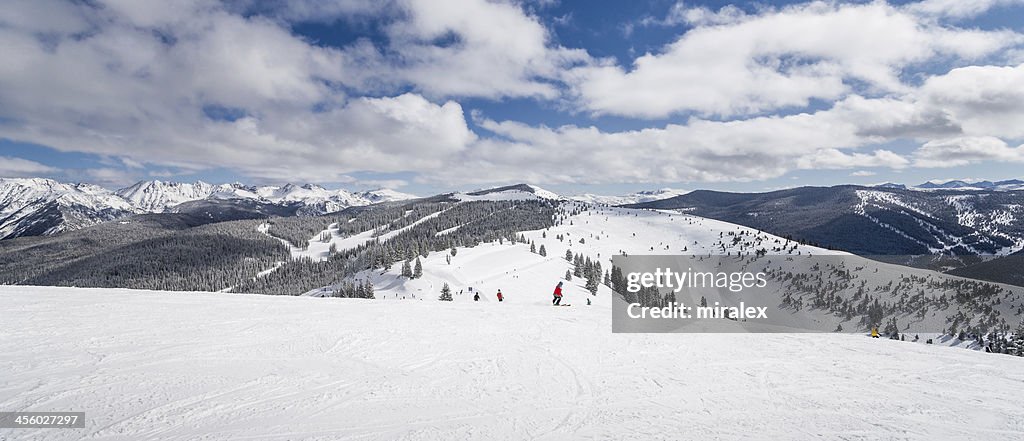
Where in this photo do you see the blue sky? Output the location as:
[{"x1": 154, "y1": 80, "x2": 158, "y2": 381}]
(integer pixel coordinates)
[{"x1": 1, "y1": 0, "x2": 1024, "y2": 196}]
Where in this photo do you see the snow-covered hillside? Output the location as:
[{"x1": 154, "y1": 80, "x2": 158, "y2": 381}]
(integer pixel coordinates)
[
  {"x1": 352, "y1": 203, "x2": 837, "y2": 302},
  {"x1": 1, "y1": 285, "x2": 1022, "y2": 440}
]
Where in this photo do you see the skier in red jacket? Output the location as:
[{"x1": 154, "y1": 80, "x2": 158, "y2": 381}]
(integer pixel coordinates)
[
  {"x1": 552, "y1": 282, "x2": 563, "y2": 305},
  {"x1": 497, "y1": 289, "x2": 504, "y2": 302}
]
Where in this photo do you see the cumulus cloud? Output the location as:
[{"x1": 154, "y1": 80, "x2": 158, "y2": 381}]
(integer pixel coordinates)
[
  {"x1": 796, "y1": 149, "x2": 909, "y2": 170},
  {"x1": 376, "y1": 0, "x2": 589, "y2": 99},
  {"x1": 568, "y1": 1, "x2": 1021, "y2": 118},
  {"x1": 916, "y1": 63, "x2": 1024, "y2": 139},
  {"x1": 914, "y1": 136, "x2": 1024, "y2": 167},
  {"x1": 461, "y1": 100, "x2": 915, "y2": 185},
  {"x1": 0, "y1": 0, "x2": 477, "y2": 183}
]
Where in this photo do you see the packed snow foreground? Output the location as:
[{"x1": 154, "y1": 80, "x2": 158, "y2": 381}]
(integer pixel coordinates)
[{"x1": 2, "y1": 286, "x2": 1024, "y2": 440}]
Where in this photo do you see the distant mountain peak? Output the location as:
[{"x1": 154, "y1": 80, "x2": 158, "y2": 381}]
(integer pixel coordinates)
[
  {"x1": 570, "y1": 188, "x2": 690, "y2": 206},
  {"x1": 459, "y1": 183, "x2": 563, "y2": 201},
  {"x1": 914, "y1": 179, "x2": 1023, "y2": 191}
]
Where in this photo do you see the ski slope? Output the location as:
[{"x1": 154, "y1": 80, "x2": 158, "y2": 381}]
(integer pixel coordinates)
[
  {"x1": 1, "y1": 286, "x2": 1023, "y2": 440},
  {"x1": 352, "y1": 203, "x2": 837, "y2": 305},
  {"x1": 328, "y1": 202, "x2": 1023, "y2": 332}
]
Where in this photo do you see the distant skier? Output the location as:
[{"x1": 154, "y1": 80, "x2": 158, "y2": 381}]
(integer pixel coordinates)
[
  {"x1": 871, "y1": 327, "x2": 879, "y2": 338},
  {"x1": 474, "y1": 292, "x2": 480, "y2": 302},
  {"x1": 497, "y1": 289, "x2": 504, "y2": 302},
  {"x1": 552, "y1": 282, "x2": 563, "y2": 306}
]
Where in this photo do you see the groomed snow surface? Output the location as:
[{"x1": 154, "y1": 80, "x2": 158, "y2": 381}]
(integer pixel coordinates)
[{"x1": 3, "y1": 286, "x2": 1024, "y2": 441}]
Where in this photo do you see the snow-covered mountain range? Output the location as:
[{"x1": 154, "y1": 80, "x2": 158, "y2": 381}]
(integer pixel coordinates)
[
  {"x1": 0, "y1": 178, "x2": 416, "y2": 239},
  {"x1": 0, "y1": 178, "x2": 138, "y2": 239},
  {"x1": 875, "y1": 179, "x2": 1024, "y2": 192}
]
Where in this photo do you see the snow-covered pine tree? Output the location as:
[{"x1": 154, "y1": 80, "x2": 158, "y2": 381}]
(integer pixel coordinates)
[
  {"x1": 413, "y1": 257, "x2": 423, "y2": 279},
  {"x1": 565, "y1": 249, "x2": 573, "y2": 261},
  {"x1": 565, "y1": 269, "x2": 572, "y2": 281},
  {"x1": 539, "y1": 244, "x2": 547, "y2": 256},
  {"x1": 439, "y1": 283, "x2": 453, "y2": 301},
  {"x1": 402, "y1": 259, "x2": 413, "y2": 278},
  {"x1": 586, "y1": 272, "x2": 599, "y2": 296}
]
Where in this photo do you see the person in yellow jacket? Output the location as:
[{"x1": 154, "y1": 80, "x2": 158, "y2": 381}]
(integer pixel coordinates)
[{"x1": 871, "y1": 327, "x2": 879, "y2": 338}]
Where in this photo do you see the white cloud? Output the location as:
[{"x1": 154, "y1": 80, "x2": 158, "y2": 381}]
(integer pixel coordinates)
[
  {"x1": 796, "y1": 149, "x2": 909, "y2": 170},
  {"x1": 375, "y1": 0, "x2": 588, "y2": 99},
  {"x1": 459, "y1": 98, "x2": 916, "y2": 185},
  {"x1": 568, "y1": 1, "x2": 1021, "y2": 118},
  {"x1": 916, "y1": 63, "x2": 1024, "y2": 139},
  {"x1": 0, "y1": 1, "x2": 476, "y2": 183},
  {"x1": 0, "y1": 156, "x2": 58, "y2": 177},
  {"x1": 914, "y1": 136, "x2": 1024, "y2": 167},
  {"x1": 907, "y1": 0, "x2": 1024, "y2": 19},
  {"x1": 850, "y1": 170, "x2": 877, "y2": 177}
]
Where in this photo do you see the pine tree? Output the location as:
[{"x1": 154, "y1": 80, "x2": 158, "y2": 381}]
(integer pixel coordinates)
[
  {"x1": 413, "y1": 257, "x2": 423, "y2": 279},
  {"x1": 402, "y1": 259, "x2": 413, "y2": 278},
  {"x1": 530, "y1": 242, "x2": 536, "y2": 253},
  {"x1": 539, "y1": 244, "x2": 547, "y2": 256},
  {"x1": 565, "y1": 249, "x2": 573, "y2": 261},
  {"x1": 565, "y1": 269, "x2": 573, "y2": 281},
  {"x1": 439, "y1": 283, "x2": 453, "y2": 301},
  {"x1": 586, "y1": 272, "x2": 599, "y2": 296}
]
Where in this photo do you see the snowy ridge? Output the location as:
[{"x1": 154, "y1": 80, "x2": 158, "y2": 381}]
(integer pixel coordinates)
[
  {"x1": 454, "y1": 183, "x2": 563, "y2": 201},
  {"x1": 571, "y1": 188, "x2": 690, "y2": 205},
  {"x1": 913, "y1": 179, "x2": 1024, "y2": 191}
]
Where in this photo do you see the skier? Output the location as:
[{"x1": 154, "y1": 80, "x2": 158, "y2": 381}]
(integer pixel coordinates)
[
  {"x1": 473, "y1": 291, "x2": 480, "y2": 302},
  {"x1": 497, "y1": 289, "x2": 504, "y2": 302},
  {"x1": 871, "y1": 327, "x2": 879, "y2": 338},
  {"x1": 552, "y1": 281, "x2": 564, "y2": 306}
]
